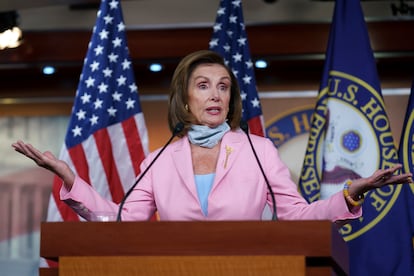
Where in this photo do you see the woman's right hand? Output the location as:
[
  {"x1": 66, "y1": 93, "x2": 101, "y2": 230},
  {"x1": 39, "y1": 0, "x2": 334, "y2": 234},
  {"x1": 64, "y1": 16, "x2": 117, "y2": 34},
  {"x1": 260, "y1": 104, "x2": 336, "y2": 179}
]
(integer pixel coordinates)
[{"x1": 11, "y1": 140, "x2": 75, "y2": 190}]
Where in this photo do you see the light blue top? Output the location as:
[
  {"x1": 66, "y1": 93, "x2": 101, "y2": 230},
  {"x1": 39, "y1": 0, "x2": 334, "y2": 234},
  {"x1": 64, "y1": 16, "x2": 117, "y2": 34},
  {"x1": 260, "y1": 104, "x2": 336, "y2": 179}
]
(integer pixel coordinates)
[{"x1": 194, "y1": 173, "x2": 215, "y2": 216}]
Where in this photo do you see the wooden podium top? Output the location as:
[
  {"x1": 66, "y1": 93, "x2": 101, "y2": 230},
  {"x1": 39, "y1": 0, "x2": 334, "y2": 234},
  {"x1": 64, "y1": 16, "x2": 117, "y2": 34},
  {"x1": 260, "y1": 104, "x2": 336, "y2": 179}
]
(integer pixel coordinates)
[{"x1": 40, "y1": 220, "x2": 349, "y2": 275}]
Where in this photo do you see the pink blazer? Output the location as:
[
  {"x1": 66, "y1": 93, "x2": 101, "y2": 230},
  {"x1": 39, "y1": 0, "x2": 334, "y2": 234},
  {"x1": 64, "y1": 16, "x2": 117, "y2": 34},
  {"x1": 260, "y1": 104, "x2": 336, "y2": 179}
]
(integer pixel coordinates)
[{"x1": 61, "y1": 129, "x2": 361, "y2": 222}]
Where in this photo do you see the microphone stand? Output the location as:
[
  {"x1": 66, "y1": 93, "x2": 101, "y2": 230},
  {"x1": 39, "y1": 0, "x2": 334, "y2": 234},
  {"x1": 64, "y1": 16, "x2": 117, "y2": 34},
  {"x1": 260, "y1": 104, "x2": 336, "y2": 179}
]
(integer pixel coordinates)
[{"x1": 240, "y1": 121, "x2": 277, "y2": 221}]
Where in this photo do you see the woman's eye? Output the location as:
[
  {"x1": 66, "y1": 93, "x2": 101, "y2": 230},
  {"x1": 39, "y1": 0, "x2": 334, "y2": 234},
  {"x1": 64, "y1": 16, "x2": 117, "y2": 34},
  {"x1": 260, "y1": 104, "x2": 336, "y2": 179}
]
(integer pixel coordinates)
[
  {"x1": 198, "y1": 83, "x2": 208, "y2": 89},
  {"x1": 219, "y1": 84, "x2": 229, "y2": 91}
]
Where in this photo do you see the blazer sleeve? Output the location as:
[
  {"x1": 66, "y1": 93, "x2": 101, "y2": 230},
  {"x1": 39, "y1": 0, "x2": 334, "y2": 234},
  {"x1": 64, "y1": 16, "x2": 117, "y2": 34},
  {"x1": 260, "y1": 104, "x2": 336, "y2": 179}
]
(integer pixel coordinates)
[
  {"x1": 60, "y1": 159, "x2": 157, "y2": 221},
  {"x1": 258, "y1": 136, "x2": 362, "y2": 222}
]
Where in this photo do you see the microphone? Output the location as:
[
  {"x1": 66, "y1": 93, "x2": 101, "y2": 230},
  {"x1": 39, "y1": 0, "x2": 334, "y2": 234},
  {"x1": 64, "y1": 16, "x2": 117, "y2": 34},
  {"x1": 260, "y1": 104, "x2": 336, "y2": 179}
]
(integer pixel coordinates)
[
  {"x1": 240, "y1": 120, "x2": 277, "y2": 221},
  {"x1": 116, "y1": 122, "x2": 184, "y2": 221}
]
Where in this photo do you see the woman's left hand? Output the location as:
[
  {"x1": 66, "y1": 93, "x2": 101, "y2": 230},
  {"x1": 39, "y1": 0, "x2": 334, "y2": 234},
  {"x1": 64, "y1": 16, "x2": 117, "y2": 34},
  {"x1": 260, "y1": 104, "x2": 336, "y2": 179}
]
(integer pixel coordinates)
[{"x1": 348, "y1": 164, "x2": 413, "y2": 198}]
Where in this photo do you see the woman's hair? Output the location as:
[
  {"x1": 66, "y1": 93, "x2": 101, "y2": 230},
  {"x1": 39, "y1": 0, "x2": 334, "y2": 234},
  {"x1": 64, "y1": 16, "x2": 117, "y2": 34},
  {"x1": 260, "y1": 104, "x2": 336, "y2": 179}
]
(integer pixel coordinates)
[{"x1": 168, "y1": 50, "x2": 242, "y2": 136}]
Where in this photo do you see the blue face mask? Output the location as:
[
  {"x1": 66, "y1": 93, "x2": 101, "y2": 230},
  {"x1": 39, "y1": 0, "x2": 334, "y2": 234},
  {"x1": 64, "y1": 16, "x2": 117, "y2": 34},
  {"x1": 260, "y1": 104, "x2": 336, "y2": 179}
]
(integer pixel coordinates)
[{"x1": 188, "y1": 122, "x2": 230, "y2": 148}]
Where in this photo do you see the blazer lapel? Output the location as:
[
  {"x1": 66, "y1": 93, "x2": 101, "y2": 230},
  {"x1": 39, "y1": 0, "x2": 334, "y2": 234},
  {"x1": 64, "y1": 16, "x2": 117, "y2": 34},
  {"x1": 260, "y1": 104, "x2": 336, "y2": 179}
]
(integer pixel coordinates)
[
  {"x1": 171, "y1": 137, "x2": 199, "y2": 200},
  {"x1": 171, "y1": 131, "x2": 246, "y2": 199},
  {"x1": 213, "y1": 130, "x2": 245, "y2": 189}
]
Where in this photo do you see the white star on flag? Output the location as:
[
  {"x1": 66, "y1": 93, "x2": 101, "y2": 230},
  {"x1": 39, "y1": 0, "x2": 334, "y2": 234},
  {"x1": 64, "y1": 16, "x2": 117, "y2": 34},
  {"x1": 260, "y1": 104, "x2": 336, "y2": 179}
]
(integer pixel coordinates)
[
  {"x1": 43, "y1": 2, "x2": 149, "y2": 269},
  {"x1": 209, "y1": 0, "x2": 265, "y2": 136}
]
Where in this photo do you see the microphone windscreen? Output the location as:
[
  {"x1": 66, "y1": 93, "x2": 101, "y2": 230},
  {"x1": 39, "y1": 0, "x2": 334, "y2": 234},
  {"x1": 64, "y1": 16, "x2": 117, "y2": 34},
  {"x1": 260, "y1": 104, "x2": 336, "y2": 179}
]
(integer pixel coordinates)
[
  {"x1": 240, "y1": 120, "x2": 249, "y2": 133},
  {"x1": 174, "y1": 122, "x2": 184, "y2": 135}
]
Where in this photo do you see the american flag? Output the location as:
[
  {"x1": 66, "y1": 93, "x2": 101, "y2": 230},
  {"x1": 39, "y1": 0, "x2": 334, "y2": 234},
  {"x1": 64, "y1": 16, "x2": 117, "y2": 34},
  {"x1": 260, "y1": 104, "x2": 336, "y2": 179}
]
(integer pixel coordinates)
[
  {"x1": 43, "y1": 0, "x2": 149, "y2": 264},
  {"x1": 209, "y1": 0, "x2": 265, "y2": 136}
]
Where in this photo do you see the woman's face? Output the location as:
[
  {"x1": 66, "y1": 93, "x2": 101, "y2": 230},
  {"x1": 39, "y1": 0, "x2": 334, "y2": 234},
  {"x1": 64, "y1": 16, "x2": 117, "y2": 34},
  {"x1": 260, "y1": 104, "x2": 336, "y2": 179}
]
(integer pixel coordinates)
[{"x1": 187, "y1": 63, "x2": 231, "y2": 128}]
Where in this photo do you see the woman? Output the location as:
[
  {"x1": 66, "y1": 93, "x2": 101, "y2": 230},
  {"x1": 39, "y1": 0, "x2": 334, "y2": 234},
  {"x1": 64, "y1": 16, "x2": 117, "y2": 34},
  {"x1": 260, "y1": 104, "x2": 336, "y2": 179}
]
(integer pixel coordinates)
[{"x1": 12, "y1": 50, "x2": 412, "y2": 222}]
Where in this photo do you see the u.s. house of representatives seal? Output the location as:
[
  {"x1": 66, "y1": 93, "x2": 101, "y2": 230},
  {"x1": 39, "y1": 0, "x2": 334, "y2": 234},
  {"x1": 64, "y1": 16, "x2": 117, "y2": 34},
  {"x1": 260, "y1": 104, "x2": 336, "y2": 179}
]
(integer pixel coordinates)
[{"x1": 267, "y1": 71, "x2": 403, "y2": 242}]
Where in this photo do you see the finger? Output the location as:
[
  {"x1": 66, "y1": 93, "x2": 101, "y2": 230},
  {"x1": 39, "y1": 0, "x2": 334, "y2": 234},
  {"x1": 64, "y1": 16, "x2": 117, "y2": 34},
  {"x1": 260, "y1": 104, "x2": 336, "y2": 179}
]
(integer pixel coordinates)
[
  {"x1": 11, "y1": 141, "x2": 24, "y2": 151},
  {"x1": 386, "y1": 175, "x2": 412, "y2": 185},
  {"x1": 29, "y1": 149, "x2": 48, "y2": 164},
  {"x1": 13, "y1": 140, "x2": 27, "y2": 150},
  {"x1": 385, "y1": 164, "x2": 402, "y2": 174},
  {"x1": 17, "y1": 143, "x2": 46, "y2": 163},
  {"x1": 379, "y1": 165, "x2": 404, "y2": 181},
  {"x1": 13, "y1": 145, "x2": 30, "y2": 156},
  {"x1": 16, "y1": 144, "x2": 34, "y2": 158},
  {"x1": 12, "y1": 144, "x2": 25, "y2": 154}
]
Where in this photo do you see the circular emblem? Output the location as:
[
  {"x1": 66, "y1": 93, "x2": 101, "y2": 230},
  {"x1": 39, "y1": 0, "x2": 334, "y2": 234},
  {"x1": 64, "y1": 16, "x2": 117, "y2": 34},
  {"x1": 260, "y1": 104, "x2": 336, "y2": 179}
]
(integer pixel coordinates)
[
  {"x1": 266, "y1": 106, "x2": 314, "y2": 185},
  {"x1": 267, "y1": 71, "x2": 402, "y2": 241},
  {"x1": 399, "y1": 107, "x2": 414, "y2": 196}
]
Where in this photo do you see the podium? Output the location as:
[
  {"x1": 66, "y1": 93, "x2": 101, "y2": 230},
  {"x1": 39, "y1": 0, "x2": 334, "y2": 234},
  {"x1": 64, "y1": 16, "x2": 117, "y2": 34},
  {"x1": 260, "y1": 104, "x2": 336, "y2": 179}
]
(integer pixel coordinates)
[{"x1": 39, "y1": 220, "x2": 349, "y2": 276}]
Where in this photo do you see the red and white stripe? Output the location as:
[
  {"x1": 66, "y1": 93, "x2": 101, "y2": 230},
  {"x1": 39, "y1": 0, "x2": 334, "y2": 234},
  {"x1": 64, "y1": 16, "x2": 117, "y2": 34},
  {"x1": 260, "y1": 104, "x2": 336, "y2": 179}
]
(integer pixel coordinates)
[{"x1": 46, "y1": 113, "x2": 148, "y2": 223}]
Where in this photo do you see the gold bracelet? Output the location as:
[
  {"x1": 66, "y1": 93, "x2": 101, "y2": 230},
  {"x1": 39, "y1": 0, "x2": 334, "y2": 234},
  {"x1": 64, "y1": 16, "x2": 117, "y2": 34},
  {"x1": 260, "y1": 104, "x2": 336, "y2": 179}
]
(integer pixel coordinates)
[{"x1": 343, "y1": 180, "x2": 364, "y2": 207}]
